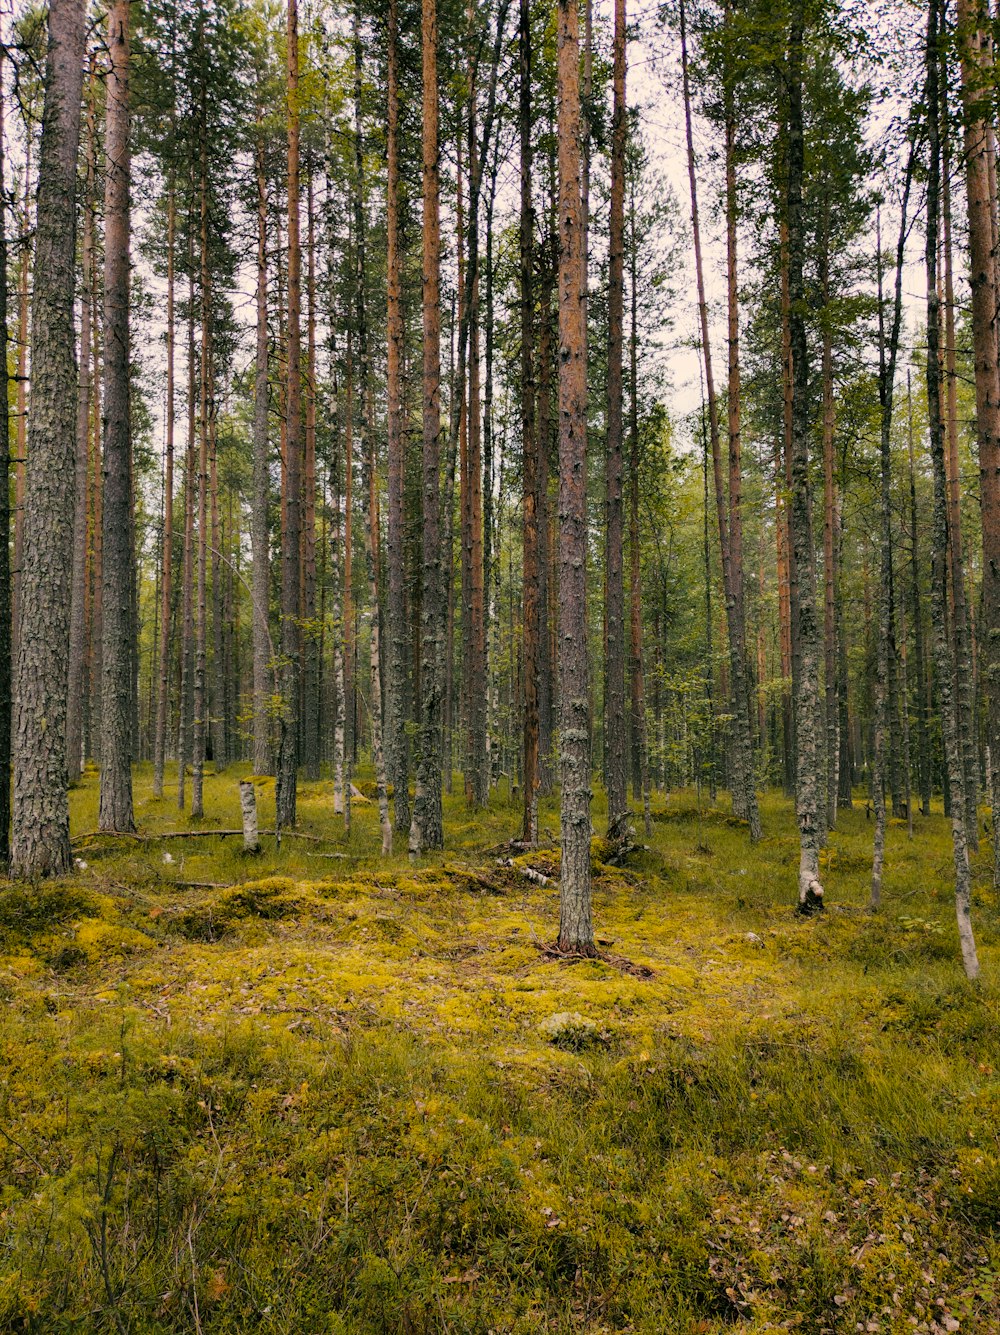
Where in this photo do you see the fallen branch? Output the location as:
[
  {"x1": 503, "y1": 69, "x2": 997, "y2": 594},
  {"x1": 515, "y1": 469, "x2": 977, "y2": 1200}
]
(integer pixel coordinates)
[
  {"x1": 73, "y1": 828, "x2": 326, "y2": 845},
  {"x1": 496, "y1": 858, "x2": 550, "y2": 887}
]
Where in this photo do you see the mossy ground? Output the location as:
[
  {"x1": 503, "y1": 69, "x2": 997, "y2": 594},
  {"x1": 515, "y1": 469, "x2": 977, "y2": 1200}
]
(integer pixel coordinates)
[{"x1": 2, "y1": 766, "x2": 1000, "y2": 1332}]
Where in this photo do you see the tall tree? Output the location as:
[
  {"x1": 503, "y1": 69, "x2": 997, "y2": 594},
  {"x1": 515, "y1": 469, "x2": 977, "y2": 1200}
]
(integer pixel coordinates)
[
  {"x1": 556, "y1": 0, "x2": 594, "y2": 955},
  {"x1": 0, "y1": 52, "x2": 11, "y2": 863},
  {"x1": 520, "y1": 0, "x2": 540, "y2": 846},
  {"x1": 277, "y1": 0, "x2": 303, "y2": 829},
  {"x1": 955, "y1": 0, "x2": 1000, "y2": 881},
  {"x1": 409, "y1": 0, "x2": 445, "y2": 854},
  {"x1": 10, "y1": 0, "x2": 86, "y2": 878},
  {"x1": 926, "y1": 0, "x2": 979, "y2": 978},
  {"x1": 679, "y1": 0, "x2": 760, "y2": 840},
  {"x1": 385, "y1": 0, "x2": 410, "y2": 834},
  {"x1": 99, "y1": 0, "x2": 136, "y2": 834},
  {"x1": 251, "y1": 129, "x2": 271, "y2": 775},
  {"x1": 785, "y1": 0, "x2": 823, "y2": 913},
  {"x1": 604, "y1": 0, "x2": 628, "y2": 839},
  {"x1": 66, "y1": 66, "x2": 96, "y2": 789}
]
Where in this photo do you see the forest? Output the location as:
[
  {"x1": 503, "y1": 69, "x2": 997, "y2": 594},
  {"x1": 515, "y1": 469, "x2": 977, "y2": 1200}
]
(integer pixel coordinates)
[{"x1": 3, "y1": 0, "x2": 1000, "y2": 1328}]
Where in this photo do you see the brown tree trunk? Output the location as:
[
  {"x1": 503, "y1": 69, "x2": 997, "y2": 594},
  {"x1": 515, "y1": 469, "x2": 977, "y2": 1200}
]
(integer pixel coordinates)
[
  {"x1": 191, "y1": 133, "x2": 210, "y2": 821},
  {"x1": 604, "y1": 0, "x2": 628, "y2": 837},
  {"x1": 520, "y1": 0, "x2": 539, "y2": 845},
  {"x1": 177, "y1": 258, "x2": 196, "y2": 810},
  {"x1": 277, "y1": 0, "x2": 303, "y2": 829},
  {"x1": 12, "y1": 137, "x2": 32, "y2": 667},
  {"x1": 0, "y1": 53, "x2": 12, "y2": 861},
  {"x1": 409, "y1": 0, "x2": 445, "y2": 853},
  {"x1": 67, "y1": 75, "x2": 96, "y2": 788},
  {"x1": 302, "y1": 169, "x2": 319, "y2": 780},
  {"x1": 556, "y1": 0, "x2": 594, "y2": 954},
  {"x1": 99, "y1": 0, "x2": 135, "y2": 834},
  {"x1": 10, "y1": 0, "x2": 85, "y2": 878}
]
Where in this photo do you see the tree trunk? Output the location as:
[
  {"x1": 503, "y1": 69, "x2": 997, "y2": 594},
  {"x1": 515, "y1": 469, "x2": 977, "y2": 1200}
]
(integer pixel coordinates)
[
  {"x1": 10, "y1": 0, "x2": 85, "y2": 879},
  {"x1": 872, "y1": 157, "x2": 914, "y2": 907},
  {"x1": 604, "y1": 0, "x2": 628, "y2": 838},
  {"x1": 786, "y1": 1, "x2": 824, "y2": 913},
  {"x1": 628, "y1": 175, "x2": 650, "y2": 835},
  {"x1": 177, "y1": 259, "x2": 196, "y2": 810},
  {"x1": 191, "y1": 126, "x2": 210, "y2": 821},
  {"x1": 907, "y1": 372, "x2": 931, "y2": 816},
  {"x1": 152, "y1": 177, "x2": 175, "y2": 797},
  {"x1": 302, "y1": 169, "x2": 319, "y2": 781},
  {"x1": 409, "y1": 0, "x2": 445, "y2": 854},
  {"x1": 955, "y1": 0, "x2": 998, "y2": 876},
  {"x1": 67, "y1": 81, "x2": 96, "y2": 789},
  {"x1": 386, "y1": 0, "x2": 410, "y2": 834},
  {"x1": 820, "y1": 250, "x2": 838, "y2": 832},
  {"x1": 555, "y1": 0, "x2": 594, "y2": 955},
  {"x1": 99, "y1": 0, "x2": 135, "y2": 835},
  {"x1": 277, "y1": 0, "x2": 303, "y2": 829},
  {"x1": 927, "y1": 0, "x2": 979, "y2": 978},
  {"x1": 251, "y1": 135, "x2": 272, "y2": 775},
  {"x1": 0, "y1": 53, "x2": 11, "y2": 862},
  {"x1": 520, "y1": 0, "x2": 539, "y2": 846},
  {"x1": 680, "y1": 0, "x2": 760, "y2": 839}
]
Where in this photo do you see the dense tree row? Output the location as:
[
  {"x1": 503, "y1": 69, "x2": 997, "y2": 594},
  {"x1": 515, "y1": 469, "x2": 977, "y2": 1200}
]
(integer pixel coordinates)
[{"x1": 4, "y1": 0, "x2": 1000, "y2": 975}]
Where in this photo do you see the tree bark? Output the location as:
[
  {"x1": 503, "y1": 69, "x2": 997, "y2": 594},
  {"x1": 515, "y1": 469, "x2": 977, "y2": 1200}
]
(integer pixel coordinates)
[
  {"x1": 10, "y1": 0, "x2": 85, "y2": 879},
  {"x1": 409, "y1": 0, "x2": 445, "y2": 854},
  {"x1": 152, "y1": 175, "x2": 175, "y2": 797},
  {"x1": 386, "y1": 0, "x2": 410, "y2": 834},
  {"x1": 99, "y1": 0, "x2": 135, "y2": 834},
  {"x1": 786, "y1": 0, "x2": 823, "y2": 913},
  {"x1": 955, "y1": 0, "x2": 999, "y2": 878},
  {"x1": 555, "y1": 0, "x2": 594, "y2": 955},
  {"x1": 177, "y1": 258, "x2": 196, "y2": 810},
  {"x1": 927, "y1": 0, "x2": 979, "y2": 978},
  {"x1": 872, "y1": 159, "x2": 914, "y2": 908},
  {"x1": 628, "y1": 174, "x2": 650, "y2": 835},
  {"x1": 277, "y1": 0, "x2": 303, "y2": 829},
  {"x1": 680, "y1": 0, "x2": 760, "y2": 839},
  {"x1": 604, "y1": 0, "x2": 628, "y2": 838},
  {"x1": 67, "y1": 77, "x2": 96, "y2": 789},
  {"x1": 520, "y1": 0, "x2": 539, "y2": 846},
  {"x1": 0, "y1": 53, "x2": 11, "y2": 862},
  {"x1": 251, "y1": 135, "x2": 272, "y2": 775},
  {"x1": 191, "y1": 125, "x2": 210, "y2": 821},
  {"x1": 302, "y1": 168, "x2": 319, "y2": 781}
]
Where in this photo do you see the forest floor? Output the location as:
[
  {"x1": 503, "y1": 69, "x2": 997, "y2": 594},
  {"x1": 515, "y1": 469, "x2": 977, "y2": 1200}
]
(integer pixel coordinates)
[{"x1": 2, "y1": 769, "x2": 1000, "y2": 1333}]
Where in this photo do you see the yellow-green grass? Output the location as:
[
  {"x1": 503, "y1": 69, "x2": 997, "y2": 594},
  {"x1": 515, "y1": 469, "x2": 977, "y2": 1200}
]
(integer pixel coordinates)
[{"x1": 1, "y1": 765, "x2": 999, "y2": 1332}]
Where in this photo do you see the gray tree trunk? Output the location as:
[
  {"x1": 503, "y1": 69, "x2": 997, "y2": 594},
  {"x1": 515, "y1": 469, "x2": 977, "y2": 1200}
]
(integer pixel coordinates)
[
  {"x1": 926, "y1": 0, "x2": 979, "y2": 980},
  {"x1": 99, "y1": 0, "x2": 136, "y2": 835},
  {"x1": 555, "y1": 0, "x2": 594, "y2": 955},
  {"x1": 786, "y1": 2, "x2": 824, "y2": 913},
  {"x1": 409, "y1": 0, "x2": 445, "y2": 855},
  {"x1": 66, "y1": 110, "x2": 95, "y2": 790},
  {"x1": 11, "y1": 0, "x2": 85, "y2": 879},
  {"x1": 251, "y1": 142, "x2": 272, "y2": 776}
]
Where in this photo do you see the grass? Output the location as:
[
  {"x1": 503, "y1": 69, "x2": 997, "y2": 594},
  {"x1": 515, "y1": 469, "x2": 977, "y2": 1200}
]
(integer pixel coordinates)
[{"x1": 1, "y1": 764, "x2": 1000, "y2": 1332}]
